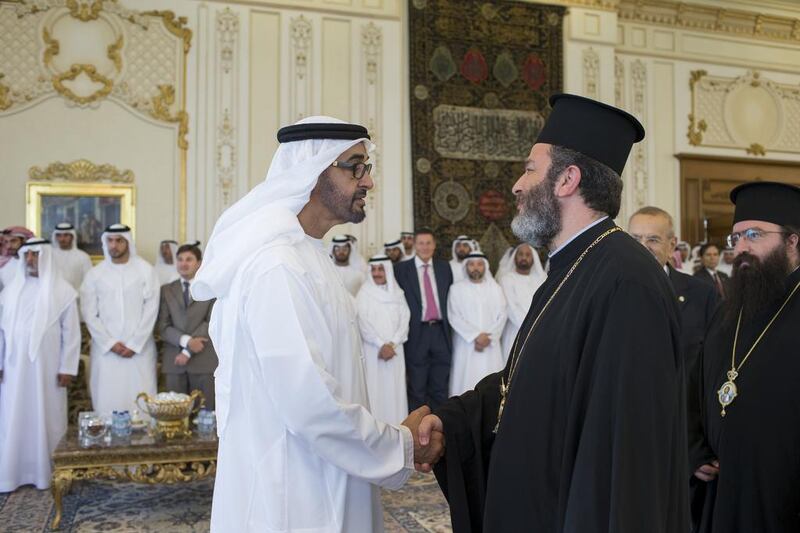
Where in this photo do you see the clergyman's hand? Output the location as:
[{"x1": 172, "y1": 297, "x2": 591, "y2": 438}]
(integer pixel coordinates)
[
  {"x1": 694, "y1": 460, "x2": 720, "y2": 482},
  {"x1": 416, "y1": 414, "x2": 445, "y2": 472},
  {"x1": 402, "y1": 406, "x2": 444, "y2": 472}
]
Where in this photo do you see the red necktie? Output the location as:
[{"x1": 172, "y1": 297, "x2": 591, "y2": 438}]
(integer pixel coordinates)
[{"x1": 422, "y1": 264, "x2": 441, "y2": 321}]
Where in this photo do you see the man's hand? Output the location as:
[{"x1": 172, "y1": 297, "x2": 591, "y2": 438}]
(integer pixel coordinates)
[
  {"x1": 474, "y1": 333, "x2": 491, "y2": 351},
  {"x1": 402, "y1": 406, "x2": 445, "y2": 473},
  {"x1": 111, "y1": 342, "x2": 127, "y2": 355},
  {"x1": 378, "y1": 344, "x2": 396, "y2": 361},
  {"x1": 694, "y1": 460, "x2": 720, "y2": 482},
  {"x1": 174, "y1": 353, "x2": 190, "y2": 366},
  {"x1": 112, "y1": 342, "x2": 135, "y2": 358},
  {"x1": 57, "y1": 374, "x2": 73, "y2": 387},
  {"x1": 187, "y1": 337, "x2": 209, "y2": 354}
]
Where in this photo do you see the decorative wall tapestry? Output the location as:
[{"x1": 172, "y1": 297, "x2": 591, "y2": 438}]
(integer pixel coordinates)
[{"x1": 409, "y1": 0, "x2": 564, "y2": 265}]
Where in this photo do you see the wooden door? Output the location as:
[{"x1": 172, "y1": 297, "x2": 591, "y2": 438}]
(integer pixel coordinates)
[{"x1": 678, "y1": 155, "x2": 800, "y2": 247}]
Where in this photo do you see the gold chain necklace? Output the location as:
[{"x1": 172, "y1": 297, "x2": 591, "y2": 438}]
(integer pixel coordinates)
[
  {"x1": 493, "y1": 226, "x2": 621, "y2": 433},
  {"x1": 718, "y1": 279, "x2": 800, "y2": 417}
]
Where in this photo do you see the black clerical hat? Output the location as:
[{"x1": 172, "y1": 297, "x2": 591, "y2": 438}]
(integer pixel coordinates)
[
  {"x1": 731, "y1": 181, "x2": 800, "y2": 227},
  {"x1": 535, "y1": 94, "x2": 645, "y2": 175}
]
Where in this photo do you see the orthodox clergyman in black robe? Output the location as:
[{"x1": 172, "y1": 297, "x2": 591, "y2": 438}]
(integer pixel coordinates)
[
  {"x1": 413, "y1": 95, "x2": 689, "y2": 532},
  {"x1": 691, "y1": 181, "x2": 800, "y2": 533}
]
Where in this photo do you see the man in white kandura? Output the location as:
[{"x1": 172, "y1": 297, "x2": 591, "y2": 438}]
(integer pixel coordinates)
[
  {"x1": 447, "y1": 252, "x2": 507, "y2": 396},
  {"x1": 51, "y1": 222, "x2": 93, "y2": 292},
  {"x1": 449, "y1": 235, "x2": 478, "y2": 284},
  {"x1": 192, "y1": 117, "x2": 442, "y2": 533},
  {"x1": 155, "y1": 239, "x2": 180, "y2": 286},
  {"x1": 0, "y1": 238, "x2": 80, "y2": 492},
  {"x1": 357, "y1": 254, "x2": 411, "y2": 425},
  {"x1": 499, "y1": 243, "x2": 546, "y2": 359},
  {"x1": 400, "y1": 231, "x2": 416, "y2": 261},
  {"x1": 330, "y1": 234, "x2": 365, "y2": 296},
  {"x1": 80, "y1": 224, "x2": 158, "y2": 415}
]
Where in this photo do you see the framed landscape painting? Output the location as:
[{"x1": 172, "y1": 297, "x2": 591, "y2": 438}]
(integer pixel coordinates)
[{"x1": 26, "y1": 182, "x2": 135, "y2": 260}]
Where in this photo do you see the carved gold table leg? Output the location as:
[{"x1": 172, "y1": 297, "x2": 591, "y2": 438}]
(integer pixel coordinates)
[{"x1": 51, "y1": 468, "x2": 73, "y2": 530}]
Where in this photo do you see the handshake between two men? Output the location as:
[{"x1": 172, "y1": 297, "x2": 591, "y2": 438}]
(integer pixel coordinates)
[{"x1": 401, "y1": 406, "x2": 446, "y2": 473}]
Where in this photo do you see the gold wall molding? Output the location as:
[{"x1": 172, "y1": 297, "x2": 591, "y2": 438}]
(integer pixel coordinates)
[
  {"x1": 52, "y1": 63, "x2": 113, "y2": 105},
  {"x1": 618, "y1": 0, "x2": 800, "y2": 45},
  {"x1": 687, "y1": 69, "x2": 800, "y2": 156},
  {"x1": 29, "y1": 159, "x2": 134, "y2": 183}
]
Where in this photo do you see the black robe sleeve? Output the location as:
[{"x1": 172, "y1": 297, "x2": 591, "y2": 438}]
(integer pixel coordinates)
[{"x1": 432, "y1": 371, "x2": 502, "y2": 533}]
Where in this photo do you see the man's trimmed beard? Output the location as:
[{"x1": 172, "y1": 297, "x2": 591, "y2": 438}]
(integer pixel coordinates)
[
  {"x1": 723, "y1": 244, "x2": 791, "y2": 329},
  {"x1": 318, "y1": 171, "x2": 367, "y2": 224},
  {"x1": 511, "y1": 177, "x2": 562, "y2": 250}
]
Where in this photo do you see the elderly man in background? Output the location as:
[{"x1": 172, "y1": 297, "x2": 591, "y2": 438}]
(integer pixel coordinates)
[
  {"x1": 0, "y1": 238, "x2": 80, "y2": 492},
  {"x1": 0, "y1": 226, "x2": 34, "y2": 289},
  {"x1": 356, "y1": 254, "x2": 411, "y2": 424}
]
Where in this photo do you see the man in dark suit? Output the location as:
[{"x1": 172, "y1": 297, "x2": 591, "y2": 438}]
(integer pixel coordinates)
[
  {"x1": 628, "y1": 207, "x2": 719, "y2": 528},
  {"x1": 394, "y1": 228, "x2": 453, "y2": 411},
  {"x1": 156, "y1": 244, "x2": 218, "y2": 409},
  {"x1": 693, "y1": 243, "x2": 729, "y2": 299}
]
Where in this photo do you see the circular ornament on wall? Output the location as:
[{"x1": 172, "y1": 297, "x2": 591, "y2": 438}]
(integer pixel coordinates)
[{"x1": 433, "y1": 180, "x2": 471, "y2": 223}]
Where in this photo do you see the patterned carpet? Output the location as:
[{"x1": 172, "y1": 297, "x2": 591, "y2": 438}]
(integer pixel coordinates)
[{"x1": 0, "y1": 472, "x2": 451, "y2": 532}]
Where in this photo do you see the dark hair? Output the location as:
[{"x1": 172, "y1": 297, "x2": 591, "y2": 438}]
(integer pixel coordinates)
[
  {"x1": 414, "y1": 228, "x2": 435, "y2": 239},
  {"x1": 698, "y1": 243, "x2": 719, "y2": 257},
  {"x1": 177, "y1": 244, "x2": 202, "y2": 261},
  {"x1": 547, "y1": 145, "x2": 623, "y2": 218},
  {"x1": 783, "y1": 225, "x2": 800, "y2": 253}
]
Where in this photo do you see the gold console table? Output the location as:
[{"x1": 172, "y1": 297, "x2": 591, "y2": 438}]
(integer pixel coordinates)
[{"x1": 50, "y1": 429, "x2": 217, "y2": 529}]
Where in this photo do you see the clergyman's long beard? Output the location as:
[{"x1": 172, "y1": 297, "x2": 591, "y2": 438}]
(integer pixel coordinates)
[
  {"x1": 511, "y1": 178, "x2": 561, "y2": 250},
  {"x1": 722, "y1": 246, "x2": 791, "y2": 329}
]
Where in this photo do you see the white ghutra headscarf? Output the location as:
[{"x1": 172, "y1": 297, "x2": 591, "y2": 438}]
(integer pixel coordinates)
[{"x1": 193, "y1": 116, "x2": 373, "y2": 437}]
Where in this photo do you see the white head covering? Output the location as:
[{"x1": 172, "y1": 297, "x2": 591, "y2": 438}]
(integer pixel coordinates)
[
  {"x1": 330, "y1": 234, "x2": 355, "y2": 263},
  {"x1": 461, "y1": 252, "x2": 498, "y2": 285},
  {"x1": 451, "y1": 235, "x2": 477, "y2": 261},
  {"x1": 156, "y1": 240, "x2": 179, "y2": 266},
  {"x1": 192, "y1": 116, "x2": 373, "y2": 437},
  {"x1": 361, "y1": 254, "x2": 405, "y2": 303},
  {"x1": 51, "y1": 222, "x2": 78, "y2": 251},
  {"x1": 384, "y1": 239, "x2": 403, "y2": 254},
  {"x1": 345, "y1": 234, "x2": 368, "y2": 272},
  {"x1": 500, "y1": 243, "x2": 545, "y2": 279},
  {"x1": 496, "y1": 246, "x2": 515, "y2": 280},
  {"x1": 101, "y1": 224, "x2": 138, "y2": 261},
  {"x1": 0, "y1": 238, "x2": 76, "y2": 362}
]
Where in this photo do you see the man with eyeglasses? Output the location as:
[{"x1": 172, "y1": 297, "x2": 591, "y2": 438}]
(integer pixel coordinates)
[
  {"x1": 691, "y1": 181, "x2": 800, "y2": 533},
  {"x1": 627, "y1": 206, "x2": 719, "y2": 528},
  {"x1": 192, "y1": 117, "x2": 441, "y2": 532}
]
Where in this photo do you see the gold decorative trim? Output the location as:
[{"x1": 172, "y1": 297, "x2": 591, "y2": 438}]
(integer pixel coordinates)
[
  {"x1": 151, "y1": 84, "x2": 189, "y2": 150},
  {"x1": 0, "y1": 73, "x2": 10, "y2": 111},
  {"x1": 66, "y1": 0, "x2": 104, "y2": 22},
  {"x1": 29, "y1": 159, "x2": 134, "y2": 183},
  {"x1": 746, "y1": 143, "x2": 766, "y2": 156},
  {"x1": 141, "y1": 10, "x2": 193, "y2": 53},
  {"x1": 619, "y1": 0, "x2": 800, "y2": 45},
  {"x1": 107, "y1": 35, "x2": 123, "y2": 72},
  {"x1": 52, "y1": 63, "x2": 113, "y2": 105},
  {"x1": 43, "y1": 28, "x2": 59, "y2": 67},
  {"x1": 687, "y1": 69, "x2": 708, "y2": 146}
]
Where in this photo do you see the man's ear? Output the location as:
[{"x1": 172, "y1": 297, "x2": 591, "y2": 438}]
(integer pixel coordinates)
[{"x1": 554, "y1": 165, "x2": 581, "y2": 198}]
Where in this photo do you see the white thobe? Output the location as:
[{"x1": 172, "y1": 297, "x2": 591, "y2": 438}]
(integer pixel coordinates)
[
  {"x1": 450, "y1": 259, "x2": 466, "y2": 283},
  {"x1": 155, "y1": 263, "x2": 180, "y2": 286},
  {"x1": 0, "y1": 279, "x2": 80, "y2": 491},
  {"x1": 0, "y1": 259, "x2": 19, "y2": 291},
  {"x1": 333, "y1": 264, "x2": 365, "y2": 296},
  {"x1": 499, "y1": 270, "x2": 545, "y2": 361},
  {"x1": 80, "y1": 259, "x2": 159, "y2": 415},
  {"x1": 52, "y1": 247, "x2": 93, "y2": 291},
  {"x1": 401, "y1": 251, "x2": 415, "y2": 262},
  {"x1": 447, "y1": 278, "x2": 507, "y2": 396},
  {"x1": 210, "y1": 237, "x2": 413, "y2": 533},
  {"x1": 356, "y1": 286, "x2": 411, "y2": 425}
]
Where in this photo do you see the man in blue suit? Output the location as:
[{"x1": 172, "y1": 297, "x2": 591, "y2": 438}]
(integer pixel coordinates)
[{"x1": 394, "y1": 229, "x2": 453, "y2": 410}]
